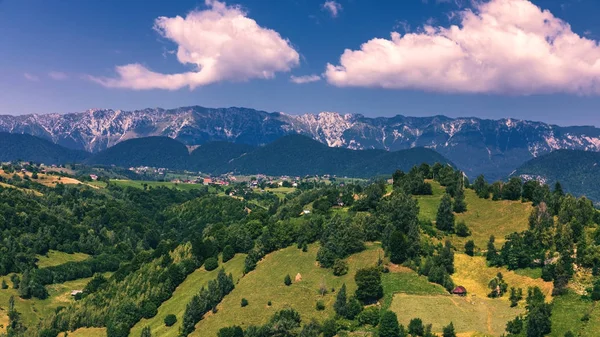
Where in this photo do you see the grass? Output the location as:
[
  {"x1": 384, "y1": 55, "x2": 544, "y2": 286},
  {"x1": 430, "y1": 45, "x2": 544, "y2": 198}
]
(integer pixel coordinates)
[
  {"x1": 0, "y1": 181, "x2": 43, "y2": 196},
  {"x1": 513, "y1": 267, "x2": 543, "y2": 280},
  {"x1": 381, "y1": 267, "x2": 447, "y2": 309},
  {"x1": 390, "y1": 293, "x2": 522, "y2": 336},
  {"x1": 0, "y1": 273, "x2": 111, "y2": 334},
  {"x1": 36, "y1": 250, "x2": 90, "y2": 268},
  {"x1": 451, "y1": 254, "x2": 553, "y2": 302},
  {"x1": 58, "y1": 328, "x2": 106, "y2": 337},
  {"x1": 130, "y1": 254, "x2": 247, "y2": 337},
  {"x1": 415, "y1": 181, "x2": 532, "y2": 248},
  {"x1": 549, "y1": 291, "x2": 595, "y2": 337},
  {"x1": 110, "y1": 179, "x2": 211, "y2": 191},
  {"x1": 263, "y1": 187, "x2": 296, "y2": 199},
  {"x1": 190, "y1": 243, "x2": 383, "y2": 337}
]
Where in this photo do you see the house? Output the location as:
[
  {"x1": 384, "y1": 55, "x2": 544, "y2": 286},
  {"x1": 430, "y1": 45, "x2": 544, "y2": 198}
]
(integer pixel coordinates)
[
  {"x1": 203, "y1": 178, "x2": 212, "y2": 185},
  {"x1": 89, "y1": 174, "x2": 98, "y2": 181},
  {"x1": 452, "y1": 286, "x2": 467, "y2": 296},
  {"x1": 300, "y1": 209, "x2": 311, "y2": 215},
  {"x1": 70, "y1": 290, "x2": 83, "y2": 296}
]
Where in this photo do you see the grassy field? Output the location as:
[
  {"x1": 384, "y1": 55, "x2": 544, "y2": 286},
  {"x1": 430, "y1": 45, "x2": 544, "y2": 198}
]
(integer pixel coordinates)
[
  {"x1": 390, "y1": 293, "x2": 522, "y2": 336},
  {"x1": 415, "y1": 181, "x2": 532, "y2": 248},
  {"x1": 263, "y1": 187, "x2": 296, "y2": 199},
  {"x1": 549, "y1": 291, "x2": 600, "y2": 337},
  {"x1": 110, "y1": 179, "x2": 211, "y2": 191},
  {"x1": 0, "y1": 181, "x2": 43, "y2": 196},
  {"x1": 190, "y1": 243, "x2": 383, "y2": 337},
  {"x1": 130, "y1": 254, "x2": 247, "y2": 337},
  {"x1": 0, "y1": 273, "x2": 110, "y2": 334},
  {"x1": 381, "y1": 267, "x2": 447, "y2": 309},
  {"x1": 59, "y1": 328, "x2": 107, "y2": 337},
  {"x1": 452, "y1": 254, "x2": 553, "y2": 302},
  {"x1": 36, "y1": 250, "x2": 90, "y2": 268}
]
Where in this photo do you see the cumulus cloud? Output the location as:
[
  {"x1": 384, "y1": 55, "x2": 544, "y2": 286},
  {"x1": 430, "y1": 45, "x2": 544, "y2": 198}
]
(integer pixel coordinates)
[
  {"x1": 23, "y1": 73, "x2": 39, "y2": 81},
  {"x1": 48, "y1": 71, "x2": 68, "y2": 80},
  {"x1": 91, "y1": 0, "x2": 299, "y2": 90},
  {"x1": 290, "y1": 74, "x2": 321, "y2": 84},
  {"x1": 325, "y1": 0, "x2": 600, "y2": 95},
  {"x1": 322, "y1": 1, "x2": 342, "y2": 18}
]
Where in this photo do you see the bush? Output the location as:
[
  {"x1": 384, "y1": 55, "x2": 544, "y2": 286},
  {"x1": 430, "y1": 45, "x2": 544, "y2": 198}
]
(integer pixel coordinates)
[
  {"x1": 332, "y1": 259, "x2": 349, "y2": 276},
  {"x1": 218, "y1": 326, "x2": 244, "y2": 337},
  {"x1": 222, "y1": 245, "x2": 235, "y2": 263},
  {"x1": 267, "y1": 301, "x2": 272, "y2": 306},
  {"x1": 357, "y1": 306, "x2": 380, "y2": 326},
  {"x1": 241, "y1": 298, "x2": 249, "y2": 307},
  {"x1": 464, "y1": 240, "x2": 475, "y2": 256},
  {"x1": 455, "y1": 221, "x2": 471, "y2": 237},
  {"x1": 284, "y1": 274, "x2": 292, "y2": 286},
  {"x1": 1, "y1": 280, "x2": 7, "y2": 289},
  {"x1": 316, "y1": 300, "x2": 325, "y2": 311},
  {"x1": 164, "y1": 314, "x2": 177, "y2": 327},
  {"x1": 204, "y1": 257, "x2": 219, "y2": 271}
]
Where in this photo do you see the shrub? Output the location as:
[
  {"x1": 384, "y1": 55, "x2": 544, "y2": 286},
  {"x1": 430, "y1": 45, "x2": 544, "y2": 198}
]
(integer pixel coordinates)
[
  {"x1": 284, "y1": 274, "x2": 292, "y2": 286},
  {"x1": 408, "y1": 318, "x2": 424, "y2": 336},
  {"x1": 464, "y1": 240, "x2": 475, "y2": 256},
  {"x1": 241, "y1": 298, "x2": 249, "y2": 307},
  {"x1": 1, "y1": 280, "x2": 7, "y2": 289},
  {"x1": 204, "y1": 257, "x2": 219, "y2": 271},
  {"x1": 267, "y1": 301, "x2": 272, "y2": 306},
  {"x1": 222, "y1": 245, "x2": 235, "y2": 263},
  {"x1": 333, "y1": 259, "x2": 349, "y2": 276},
  {"x1": 455, "y1": 221, "x2": 471, "y2": 237},
  {"x1": 218, "y1": 326, "x2": 244, "y2": 337},
  {"x1": 357, "y1": 306, "x2": 380, "y2": 326},
  {"x1": 164, "y1": 314, "x2": 177, "y2": 327},
  {"x1": 316, "y1": 300, "x2": 325, "y2": 311}
]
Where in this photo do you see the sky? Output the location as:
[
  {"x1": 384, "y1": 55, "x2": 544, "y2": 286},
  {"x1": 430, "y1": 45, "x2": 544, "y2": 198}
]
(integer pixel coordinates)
[{"x1": 1, "y1": 0, "x2": 600, "y2": 126}]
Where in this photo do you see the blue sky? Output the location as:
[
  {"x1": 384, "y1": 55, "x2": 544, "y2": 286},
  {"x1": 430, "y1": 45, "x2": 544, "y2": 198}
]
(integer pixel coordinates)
[{"x1": 1, "y1": 0, "x2": 600, "y2": 126}]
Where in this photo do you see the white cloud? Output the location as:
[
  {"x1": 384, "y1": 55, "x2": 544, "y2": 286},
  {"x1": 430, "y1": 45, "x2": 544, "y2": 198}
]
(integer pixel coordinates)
[
  {"x1": 325, "y1": 0, "x2": 600, "y2": 95},
  {"x1": 290, "y1": 74, "x2": 321, "y2": 84},
  {"x1": 48, "y1": 71, "x2": 68, "y2": 80},
  {"x1": 91, "y1": 0, "x2": 299, "y2": 90},
  {"x1": 322, "y1": 1, "x2": 342, "y2": 18},
  {"x1": 23, "y1": 73, "x2": 39, "y2": 82}
]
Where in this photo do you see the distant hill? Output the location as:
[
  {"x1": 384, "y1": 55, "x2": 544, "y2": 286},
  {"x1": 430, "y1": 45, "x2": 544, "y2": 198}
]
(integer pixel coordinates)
[
  {"x1": 513, "y1": 150, "x2": 600, "y2": 201},
  {"x1": 86, "y1": 135, "x2": 453, "y2": 177},
  {"x1": 0, "y1": 132, "x2": 89, "y2": 164},
  {"x1": 226, "y1": 134, "x2": 453, "y2": 177},
  {"x1": 85, "y1": 137, "x2": 190, "y2": 169}
]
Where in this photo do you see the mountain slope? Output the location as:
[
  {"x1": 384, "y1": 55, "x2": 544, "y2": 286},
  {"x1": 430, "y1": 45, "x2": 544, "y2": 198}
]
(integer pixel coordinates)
[
  {"x1": 189, "y1": 142, "x2": 256, "y2": 173},
  {"x1": 513, "y1": 150, "x2": 600, "y2": 201},
  {"x1": 0, "y1": 132, "x2": 89, "y2": 164},
  {"x1": 3, "y1": 106, "x2": 600, "y2": 179}
]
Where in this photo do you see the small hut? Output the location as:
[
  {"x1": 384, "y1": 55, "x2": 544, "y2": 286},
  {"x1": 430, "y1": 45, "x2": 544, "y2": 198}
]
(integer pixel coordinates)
[
  {"x1": 452, "y1": 286, "x2": 467, "y2": 296},
  {"x1": 295, "y1": 273, "x2": 302, "y2": 282}
]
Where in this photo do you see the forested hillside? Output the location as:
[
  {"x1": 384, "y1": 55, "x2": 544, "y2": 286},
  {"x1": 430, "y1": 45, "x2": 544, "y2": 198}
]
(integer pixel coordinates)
[
  {"x1": 0, "y1": 133, "x2": 89, "y2": 164},
  {"x1": 0, "y1": 161, "x2": 599, "y2": 337}
]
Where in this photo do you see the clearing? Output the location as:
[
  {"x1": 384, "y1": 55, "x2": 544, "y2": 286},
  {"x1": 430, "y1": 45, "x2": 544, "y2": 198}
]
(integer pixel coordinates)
[{"x1": 36, "y1": 250, "x2": 90, "y2": 268}]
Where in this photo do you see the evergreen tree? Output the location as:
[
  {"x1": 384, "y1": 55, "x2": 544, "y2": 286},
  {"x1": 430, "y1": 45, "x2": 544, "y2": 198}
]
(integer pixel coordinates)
[
  {"x1": 389, "y1": 230, "x2": 408, "y2": 264},
  {"x1": 379, "y1": 311, "x2": 401, "y2": 337},
  {"x1": 486, "y1": 236, "x2": 499, "y2": 266},
  {"x1": 453, "y1": 186, "x2": 467, "y2": 213},
  {"x1": 140, "y1": 326, "x2": 152, "y2": 337},
  {"x1": 408, "y1": 318, "x2": 424, "y2": 336},
  {"x1": 1, "y1": 279, "x2": 7, "y2": 289},
  {"x1": 436, "y1": 194, "x2": 455, "y2": 232},
  {"x1": 473, "y1": 175, "x2": 489, "y2": 199},
  {"x1": 334, "y1": 283, "x2": 347, "y2": 317},
  {"x1": 284, "y1": 274, "x2": 292, "y2": 286},
  {"x1": 442, "y1": 322, "x2": 456, "y2": 337},
  {"x1": 222, "y1": 245, "x2": 235, "y2": 263},
  {"x1": 464, "y1": 240, "x2": 475, "y2": 256},
  {"x1": 354, "y1": 267, "x2": 383, "y2": 303}
]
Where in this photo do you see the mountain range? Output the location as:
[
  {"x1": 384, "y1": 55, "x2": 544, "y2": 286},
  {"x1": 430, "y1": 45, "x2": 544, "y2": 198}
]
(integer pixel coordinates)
[{"x1": 2, "y1": 106, "x2": 600, "y2": 180}]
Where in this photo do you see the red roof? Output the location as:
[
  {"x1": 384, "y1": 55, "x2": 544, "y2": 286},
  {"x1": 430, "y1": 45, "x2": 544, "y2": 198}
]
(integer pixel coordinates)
[{"x1": 452, "y1": 286, "x2": 467, "y2": 294}]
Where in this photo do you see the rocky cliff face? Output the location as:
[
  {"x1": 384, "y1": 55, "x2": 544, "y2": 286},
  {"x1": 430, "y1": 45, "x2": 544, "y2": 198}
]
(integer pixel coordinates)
[{"x1": 2, "y1": 105, "x2": 600, "y2": 180}]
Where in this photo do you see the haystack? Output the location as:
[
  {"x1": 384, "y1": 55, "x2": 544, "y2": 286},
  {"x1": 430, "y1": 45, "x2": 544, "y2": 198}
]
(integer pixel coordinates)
[{"x1": 295, "y1": 273, "x2": 302, "y2": 282}]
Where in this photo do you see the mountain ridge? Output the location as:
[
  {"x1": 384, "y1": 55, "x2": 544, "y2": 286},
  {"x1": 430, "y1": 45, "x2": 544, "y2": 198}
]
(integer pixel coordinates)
[{"x1": 3, "y1": 105, "x2": 600, "y2": 179}]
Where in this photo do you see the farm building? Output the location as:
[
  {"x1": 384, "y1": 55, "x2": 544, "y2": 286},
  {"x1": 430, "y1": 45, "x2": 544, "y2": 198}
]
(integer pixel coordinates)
[{"x1": 452, "y1": 286, "x2": 467, "y2": 296}]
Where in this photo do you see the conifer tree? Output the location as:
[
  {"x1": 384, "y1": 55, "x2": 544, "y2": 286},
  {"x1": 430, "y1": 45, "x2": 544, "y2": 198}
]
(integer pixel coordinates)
[{"x1": 436, "y1": 194, "x2": 455, "y2": 232}]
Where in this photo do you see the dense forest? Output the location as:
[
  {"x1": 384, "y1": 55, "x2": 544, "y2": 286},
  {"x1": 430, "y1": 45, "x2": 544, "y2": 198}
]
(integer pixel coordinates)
[{"x1": 0, "y1": 160, "x2": 599, "y2": 337}]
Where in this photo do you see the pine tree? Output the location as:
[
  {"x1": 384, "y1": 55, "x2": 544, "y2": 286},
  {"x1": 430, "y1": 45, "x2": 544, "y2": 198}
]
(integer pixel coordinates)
[
  {"x1": 140, "y1": 326, "x2": 152, "y2": 337},
  {"x1": 379, "y1": 311, "x2": 401, "y2": 337},
  {"x1": 442, "y1": 322, "x2": 457, "y2": 337},
  {"x1": 334, "y1": 283, "x2": 347, "y2": 317},
  {"x1": 464, "y1": 240, "x2": 475, "y2": 256},
  {"x1": 453, "y1": 186, "x2": 467, "y2": 213},
  {"x1": 436, "y1": 194, "x2": 455, "y2": 232},
  {"x1": 486, "y1": 236, "x2": 498, "y2": 266},
  {"x1": 284, "y1": 274, "x2": 292, "y2": 286}
]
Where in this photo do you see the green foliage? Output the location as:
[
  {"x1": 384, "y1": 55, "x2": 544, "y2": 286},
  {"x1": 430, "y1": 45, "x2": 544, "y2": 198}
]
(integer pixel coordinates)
[
  {"x1": 525, "y1": 287, "x2": 552, "y2": 337},
  {"x1": 509, "y1": 287, "x2": 523, "y2": 307},
  {"x1": 241, "y1": 298, "x2": 249, "y2": 307},
  {"x1": 453, "y1": 187, "x2": 467, "y2": 213},
  {"x1": 354, "y1": 267, "x2": 383, "y2": 304},
  {"x1": 505, "y1": 315, "x2": 523, "y2": 334},
  {"x1": 222, "y1": 245, "x2": 235, "y2": 263},
  {"x1": 379, "y1": 311, "x2": 401, "y2": 337},
  {"x1": 436, "y1": 194, "x2": 455, "y2": 232},
  {"x1": 488, "y1": 272, "x2": 508, "y2": 298},
  {"x1": 408, "y1": 318, "x2": 424, "y2": 336},
  {"x1": 315, "y1": 300, "x2": 325, "y2": 311},
  {"x1": 357, "y1": 306, "x2": 380, "y2": 326},
  {"x1": 204, "y1": 257, "x2": 219, "y2": 271},
  {"x1": 164, "y1": 314, "x2": 177, "y2": 327},
  {"x1": 332, "y1": 259, "x2": 349, "y2": 276},
  {"x1": 140, "y1": 326, "x2": 152, "y2": 337},
  {"x1": 0, "y1": 133, "x2": 89, "y2": 164},
  {"x1": 455, "y1": 221, "x2": 470, "y2": 237},
  {"x1": 284, "y1": 274, "x2": 292, "y2": 286},
  {"x1": 217, "y1": 326, "x2": 244, "y2": 337},
  {"x1": 1, "y1": 279, "x2": 7, "y2": 289},
  {"x1": 442, "y1": 322, "x2": 456, "y2": 337},
  {"x1": 464, "y1": 240, "x2": 475, "y2": 256}
]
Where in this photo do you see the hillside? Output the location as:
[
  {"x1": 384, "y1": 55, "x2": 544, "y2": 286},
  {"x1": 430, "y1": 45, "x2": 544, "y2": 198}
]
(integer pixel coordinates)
[
  {"x1": 4, "y1": 106, "x2": 600, "y2": 180},
  {"x1": 513, "y1": 149, "x2": 600, "y2": 201},
  {"x1": 0, "y1": 133, "x2": 89, "y2": 164},
  {"x1": 189, "y1": 142, "x2": 256, "y2": 173}
]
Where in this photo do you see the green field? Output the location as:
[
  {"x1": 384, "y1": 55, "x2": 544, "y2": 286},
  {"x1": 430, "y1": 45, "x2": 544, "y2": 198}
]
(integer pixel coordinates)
[
  {"x1": 190, "y1": 243, "x2": 383, "y2": 337},
  {"x1": 381, "y1": 268, "x2": 447, "y2": 309},
  {"x1": 0, "y1": 273, "x2": 110, "y2": 334},
  {"x1": 110, "y1": 179, "x2": 212, "y2": 191},
  {"x1": 263, "y1": 187, "x2": 296, "y2": 199},
  {"x1": 416, "y1": 181, "x2": 532, "y2": 248},
  {"x1": 36, "y1": 250, "x2": 90, "y2": 268},
  {"x1": 549, "y1": 291, "x2": 600, "y2": 337},
  {"x1": 130, "y1": 254, "x2": 247, "y2": 337},
  {"x1": 390, "y1": 293, "x2": 521, "y2": 336}
]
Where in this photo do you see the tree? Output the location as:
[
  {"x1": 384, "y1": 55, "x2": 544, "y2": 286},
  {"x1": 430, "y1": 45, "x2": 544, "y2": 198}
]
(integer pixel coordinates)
[
  {"x1": 436, "y1": 194, "x2": 455, "y2": 232},
  {"x1": 453, "y1": 187, "x2": 467, "y2": 213},
  {"x1": 222, "y1": 245, "x2": 235, "y2": 263},
  {"x1": 1, "y1": 279, "x2": 7, "y2": 289},
  {"x1": 140, "y1": 326, "x2": 152, "y2": 337},
  {"x1": 442, "y1": 322, "x2": 456, "y2": 337},
  {"x1": 509, "y1": 287, "x2": 523, "y2": 307},
  {"x1": 502, "y1": 177, "x2": 523, "y2": 200},
  {"x1": 322, "y1": 318, "x2": 337, "y2": 337},
  {"x1": 526, "y1": 287, "x2": 552, "y2": 337},
  {"x1": 488, "y1": 273, "x2": 508, "y2": 298},
  {"x1": 379, "y1": 311, "x2": 401, "y2": 337},
  {"x1": 473, "y1": 175, "x2": 489, "y2": 199},
  {"x1": 591, "y1": 279, "x2": 600, "y2": 301},
  {"x1": 355, "y1": 267, "x2": 383, "y2": 303},
  {"x1": 506, "y1": 315, "x2": 524, "y2": 334},
  {"x1": 164, "y1": 314, "x2": 177, "y2": 327},
  {"x1": 334, "y1": 283, "x2": 348, "y2": 317},
  {"x1": 241, "y1": 298, "x2": 249, "y2": 307},
  {"x1": 10, "y1": 274, "x2": 20, "y2": 289},
  {"x1": 464, "y1": 240, "x2": 475, "y2": 256},
  {"x1": 455, "y1": 221, "x2": 471, "y2": 237},
  {"x1": 217, "y1": 326, "x2": 243, "y2": 337},
  {"x1": 332, "y1": 259, "x2": 348, "y2": 276},
  {"x1": 408, "y1": 318, "x2": 424, "y2": 336},
  {"x1": 486, "y1": 236, "x2": 499, "y2": 266},
  {"x1": 204, "y1": 257, "x2": 219, "y2": 271},
  {"x1": 389, "y1": 230, "x2": 408, "y2": 264},
  {"x1": 284, "y1": 274, "x2": 292, "y2": 286}
]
